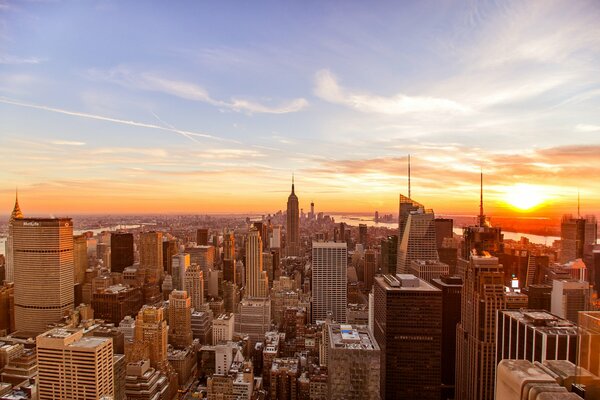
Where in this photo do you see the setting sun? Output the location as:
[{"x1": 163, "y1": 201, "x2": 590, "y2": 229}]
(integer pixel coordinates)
[{"x1": 503, "y1": 184, "x2": 549, "y2": 211}]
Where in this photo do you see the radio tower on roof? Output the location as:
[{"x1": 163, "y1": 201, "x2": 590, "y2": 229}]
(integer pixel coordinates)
[{"x1": 478, "y1": 169, "x2": 486, "y2": 227}]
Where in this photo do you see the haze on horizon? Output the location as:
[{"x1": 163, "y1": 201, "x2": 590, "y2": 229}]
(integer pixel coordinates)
[{"x1": 1, "y1": 1, "x2": 600, "y2": 218}]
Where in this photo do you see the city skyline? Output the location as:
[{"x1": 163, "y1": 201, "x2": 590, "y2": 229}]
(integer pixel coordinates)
[{"x1": 2, "y1": 1, "x2": 600, "y2": 216}]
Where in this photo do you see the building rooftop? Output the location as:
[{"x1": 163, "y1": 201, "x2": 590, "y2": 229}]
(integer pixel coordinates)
[
  {"x1": 501, "y1": 310, "x2": 578, "y2": 335},
  {"x1": 378, "y1": 274, "x2": 440, "y2": 292},
  {"x1": 329, "y1": 324, "x2": 379, "y2": 351}
]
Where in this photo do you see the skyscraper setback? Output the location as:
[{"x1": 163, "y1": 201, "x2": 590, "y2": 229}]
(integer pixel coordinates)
[{"x1": 13, "y1": 217, "x2": 74, "y2": 334}]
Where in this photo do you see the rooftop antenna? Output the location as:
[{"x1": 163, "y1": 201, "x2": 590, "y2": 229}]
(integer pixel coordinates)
[
  {"x1": 408, "y1": 154, "x2": 411, "y2": 199},
  {"x1": 292, "y1": 173, "x2": 295, "y2": 194},
  {"x1": 479, "y1": 168, "x2": 485, "y2": 227}
]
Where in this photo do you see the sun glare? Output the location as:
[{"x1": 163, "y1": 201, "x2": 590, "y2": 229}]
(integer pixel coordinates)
[{"x1": 503, "y1": 184, "x2": 548, "y2": 211}]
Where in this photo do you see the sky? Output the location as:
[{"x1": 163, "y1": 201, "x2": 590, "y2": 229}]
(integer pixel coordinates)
[{"x1": 1, "y1": 0, "x2": 600, "y2": 217}]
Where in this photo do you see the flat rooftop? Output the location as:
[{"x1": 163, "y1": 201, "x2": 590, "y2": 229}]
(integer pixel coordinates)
[
  {"x1": 377, "y1": 274, "x2": 441, "y2": 292},
  {"x1": 329, "y1": 324, "x2": 379, "y2": 351}
]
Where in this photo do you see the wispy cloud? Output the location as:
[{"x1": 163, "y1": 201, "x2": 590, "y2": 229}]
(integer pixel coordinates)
[
  {"x1": 314, "y1": 69, "x2": 470, "y2": 115},
  {"x1": 576, "y1": 124, "x2": 600, "y2": 132},
  {"x1": 88, "y1": 66, "x2": 309, "y2": 114},
  {"x1": 50, "y1": 140, "x2": 86, "y2": 146},
  {"x1": 0, "y1": 96, "x2": 235, "y2": 143},
  {"x1": 0, "y1": 55, "x2": 44, "y2": 65}
]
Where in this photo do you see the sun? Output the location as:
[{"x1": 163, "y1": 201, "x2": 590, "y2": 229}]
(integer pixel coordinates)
[{"x1": 503, "y1": 184, "x2": 548, "y2": 211}]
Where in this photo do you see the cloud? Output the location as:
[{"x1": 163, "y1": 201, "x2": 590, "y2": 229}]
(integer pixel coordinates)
[
  {"x1": 576, "y1": 124, "x2": 600, "y2": 132},
  {"x1": 88, "y1": 66, "x2": 309, "y2": 114},
  {"x1": 0, "y1": 55, "x2": 44, "y2": 65},
  {"x1": 50, "y1": 140, "x2": 86, "y2": 146},
  {"x1": 314, "y1": 69, "x2": 470, "y2": 115},
  {"x1": 0, "y1": 96, "x2": 235, "y2": 143}
]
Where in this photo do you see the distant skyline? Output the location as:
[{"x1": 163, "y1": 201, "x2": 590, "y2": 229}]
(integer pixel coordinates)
[{"x1": 1, "y1": 1, "x2": 600, "y2": 216}]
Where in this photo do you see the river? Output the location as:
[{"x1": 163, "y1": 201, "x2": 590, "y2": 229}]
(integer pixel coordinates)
[{"x1": 331, "y1": 215, "x2": 559, "y2": 246}]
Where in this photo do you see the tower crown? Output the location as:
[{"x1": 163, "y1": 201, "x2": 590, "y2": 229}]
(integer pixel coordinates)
[{"x1": 10, "y1": 189, "x2": 24, "y2": 221}]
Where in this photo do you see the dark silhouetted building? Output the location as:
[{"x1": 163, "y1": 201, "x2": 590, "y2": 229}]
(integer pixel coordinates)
[
  {"x1": 432, "y1": 275, "x2": 462, "y2": 399},
  {"x1": 374, "y1": 274, "x2": 442, "y2": 400},
  {"x1": 196, "y1": 228, "x2": 209, "y2": 246},
  {"x1": 111, "y1": 233, "x2": 134, "y2": 274}
]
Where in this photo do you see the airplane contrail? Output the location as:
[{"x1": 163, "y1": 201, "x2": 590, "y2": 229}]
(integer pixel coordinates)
[{"x1": 0, "y1": 96, "x2": 238, "y2": 144}]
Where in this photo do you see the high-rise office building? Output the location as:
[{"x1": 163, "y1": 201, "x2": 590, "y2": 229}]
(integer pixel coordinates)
[
  {"x1": 312, "y1": 242, "x2": 347, "y2": 323},
  {"x1": 551, "y1": 279, "x2": 590, "y2": 323},
  {"x1": 373, "y1": 274, "x2": 442, "y2": 400},
  {"x1": 196, "y1": 228, "x2": 209, "y2": 246},
  {"x1": 171, "y1": 253, "x2": 190, "y2": 291},
  {"x1": 13, "y1": 217, "x2": 74, "y2": 334},
  {"x1": 37, "y1": 328, "x2": 114, "y2": 400},
  {"x1": 168, "y1": 290, "x2": 193, "y2": 348},
  {"x1": 73, "y1": 234, "x2": 88, "y2": 285},
  {"x1": 286, "y1": 177, "x2": 300, "y2": 257},
  {"x1": 131, "y1": 306, "x2": 168, "y2": 370},
  {"x1": 245, "y1": 228, "x2": 269, "y2": 298},
  {"x1": 358, "y1": 224, "x2": 368, "y2": 246},
  {"x1": 327, "y1": 324, "x2": 380, "y2": 400},
  {"x1": 455, "y1": 255, "x2": 505, "y2": 400},
  {"x1": 397, "y1": 194, "x2": 423, "y2": 247},
  {"x1": 496, "y1": 310, "x2": 578, "y2": 366},
  {"x1": 560, "y1": 214, "x2": 597, "y2": 263},
  {"x1": 397, "y1": 205, "x2": 438, "y2": 274},
  {"x1": 435, "y1": 218, "x2": 454, "y2": 248},
  {"x1": 578, "y1": 311, "x2": 600, "y2": 378},
  {"x1": 162, "y1": 239, "x2": 178, "y2": 275},
  {"x1": 4, "y1": 192, "x2": 23, "y2": 283},
  {"x1": 223, "y1": 229, "x2": 235, "y2": 260},
  {"x1": 363, "y1": 249, "x2": 377, "y2": 290},
  {"x1": 431, "y1": 275, "x2": 463, "y2": 400},
  {"x1": 409, "y1": 259, "x2": 449, "y2": 283},
  {"x1": 139, "y1": 232, "x2": 163, "y2": 282},
  {"x1": 235, "y1": 297, "x2": 271, "y2": 346},
  {"x1": 270, "y1": 225, "x2": 282, "y2": 249},
  {"x1": 184, "y1": 264, "x2": 204, "y2": 310},
  {"x1": 110, "y1": 232, "x2": 134, "y2": 274},
  {"x1": 380, "y1": 235, "x2": 398, "y2": 275}
]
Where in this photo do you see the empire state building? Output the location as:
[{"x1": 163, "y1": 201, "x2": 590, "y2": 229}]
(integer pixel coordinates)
[{"x1": 286, "y1": 177, "x2": 300, "y2": 257}]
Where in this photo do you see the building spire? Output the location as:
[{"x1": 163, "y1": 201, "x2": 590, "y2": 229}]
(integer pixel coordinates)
[
  {"x1": 408, "y1": 154, "x2": 411, "y2": 199},
  {"x1": 291, "y1": 173, "x2": 295, "y2": 194},
  {"x1": 10, "y1": 187, "x2": 24, "y2": 221},
  {"x1": 478, "y1": 168, "x2": 485, "y2": 227}
]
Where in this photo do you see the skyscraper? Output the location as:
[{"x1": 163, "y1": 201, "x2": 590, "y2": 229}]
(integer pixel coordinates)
[
  {"x1": 4, "y1": 191, "x2": 23, "y2": 283},
  {"x1": 245, "y1": 227, "x2": 269, "y2": 298},
  {"x1": 380, "y1": 235, "x2": 398, "y2": 275},
  {"x1": 396, "y1": 204, "x2": 438, "y2": 274},
  {"x1": 312, "y1": 241, "x2": 348, "y2": 323},
  {"x1": 455, "y1": 255, "x2": 505, "y2": 400},
  {"x1": 559, "y1": 214, "x2": 597, "y2": 263},
  {"x1": 184, "y1": 264, "x2": 204, "y2": 310},
  {"x1": 222, "y1": 229, "x2": 235, "y2": 261},
  {"x1": 139, "y1": 231, "x2": 163, "y2": 282},
  {"x1": 13, "y1": 217, "x2": 74, "y2": 334},
  {"x1": 73, "y1": 234, "x2": 88, "y2": 285},
  {"x1": 168, "y1": 290, "x2": 193, "y2": 348},
  {"x1": 373, "y1": 274, "x2": 442, "y2": 399},
  {"x1": 550, "y1": 279, "x2": 590, "y2": 323},
  {"x1": 110, "y1": 232, "x2": 134, "y2": 274},
  {"x1": 358, "y1": 223, "x2": 368, "y2": 246},
  {"x1": 286, "y1": 177, "x2": 300, "y2": 257},
  {"x1": 37, "y1": 328, "x2": 114, "y2": 400},
  {"x1": 327, "y1": 324, "x2": 380, "y2": 399},
  {"x1": 431, "y1": 275, "x2": 463, "y2": 400},
  {"x1": 196, "y1": 228, "x2": 209, "y2": 246}
]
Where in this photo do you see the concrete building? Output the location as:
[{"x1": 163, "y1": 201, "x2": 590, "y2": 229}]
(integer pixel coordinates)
[
  {"x1": 91, "y1": 284, "x2": 143, "y2": 325},
  {"x1": 37, "y1": 328, "x2": 114, "y2": 400},
  {"x1": 171, "y1": 253, "x2": 190, "y2": 291},
  {"x1": 213, "y1": 313, "x2": 235, "y2": 344},
  {"x1": 496, "y1": 310, "x2": 579, "y2": 366},
  {"x1": 409, "y1": 259, "x2": 449, "y2": 283},
  {"x1": 184, "y1": 263, "x2": 204, "y2": 310},
  {"x1": 124, "y1": 360, "x2": 170, "y2": 400},
  {"x1": 327, "y1": 324, "x2": 380, "y2": 400},
  {"x1": 245, "y1": 228, "x2": 269, "y2": 298},
  {"x1": 559, "y1": 214, "x2": 597, "y2": 263},
  {"x1": 13, "y1": 218, "x2": 74, "y2": 334},
  {"x1": 168, "y1": 290, "x2": 193, "y2": 348},
  {"x1": 551, "y1": 279, "x2": 590, "y2": 323},
  {"x1": 235, "y1": 298, "x2": 271, "y2": 346},
  {"x1": 191, "y1": 309, "x2": 213, "y2": 345},
  {"x1": 138, "y1": 231, "x2": 163, "y2": 282},
  {"x1": 312, "y1": 242, "x2": 347, "y2": 323},
  {"x1": 373, "y1": 274, "x2": 442, "y2": 400}
]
